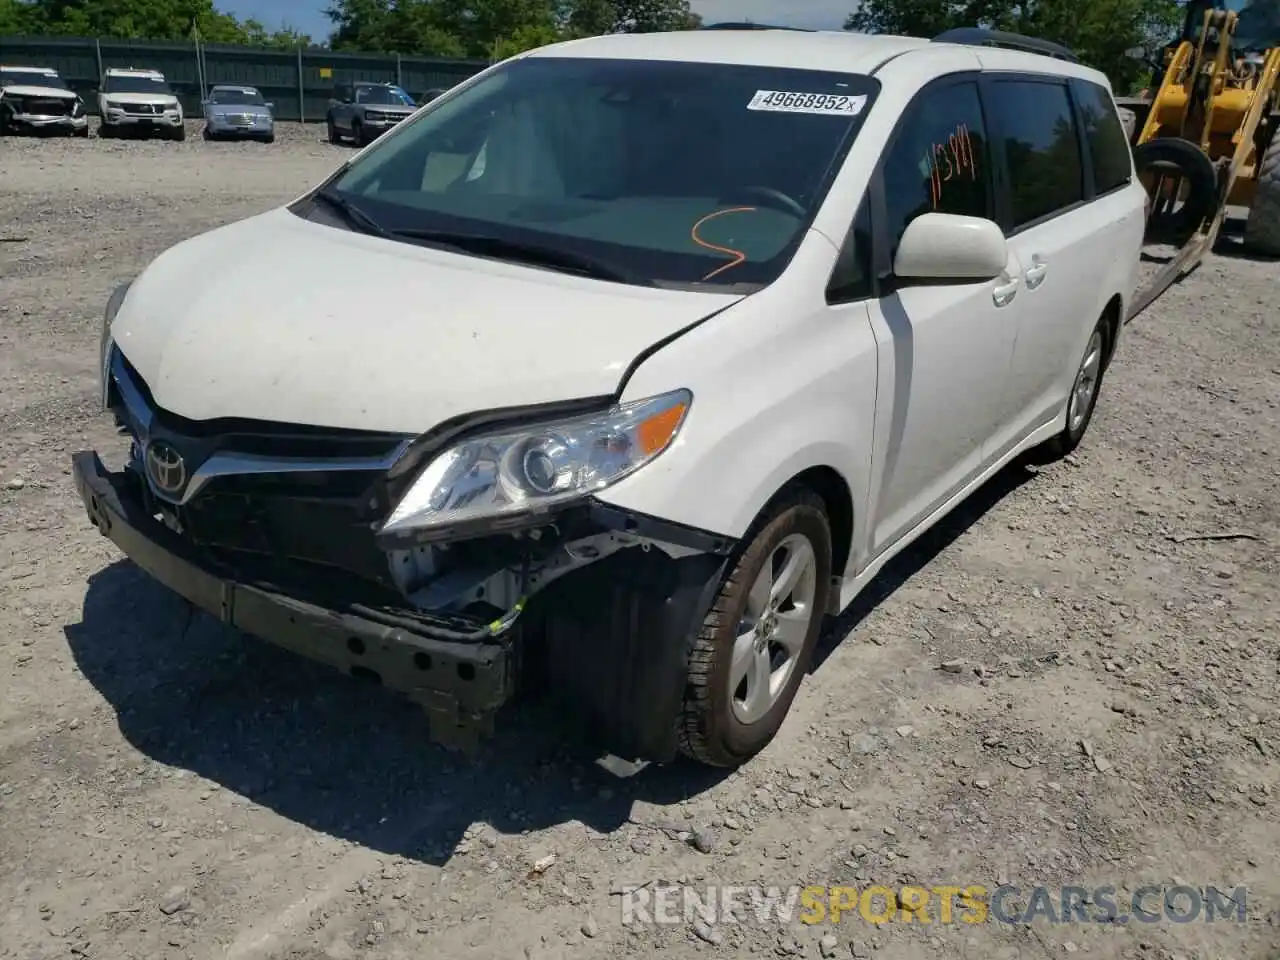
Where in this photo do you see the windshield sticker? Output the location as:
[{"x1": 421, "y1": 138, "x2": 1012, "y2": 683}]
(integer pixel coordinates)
[{"x1": 748, "y1": 91, "x2": 867, "y2": 116}]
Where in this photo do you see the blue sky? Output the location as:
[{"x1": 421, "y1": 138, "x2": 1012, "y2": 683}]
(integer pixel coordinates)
[{"x1": 217, "y1": 0, "x2": 852, "y2": 42}]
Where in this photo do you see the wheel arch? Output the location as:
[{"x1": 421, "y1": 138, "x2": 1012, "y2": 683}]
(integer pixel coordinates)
[
  {"x1": 1102, "y1": 292, "x2": 1123, "y2": 367},
  {"x1": 787, "y1": 465, "x2": 855, "y2": 586}
]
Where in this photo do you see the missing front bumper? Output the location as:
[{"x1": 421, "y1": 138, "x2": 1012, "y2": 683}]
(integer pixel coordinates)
[
  {"x1": 72, "y1": 451, "x2": 514, "y2": 749},
  {"x1": 72, "y1": 449, "x2": 735, "y2": 762}
]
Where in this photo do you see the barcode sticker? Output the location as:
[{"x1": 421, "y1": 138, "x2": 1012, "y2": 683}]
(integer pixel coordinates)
[{"x1": 748, "y1": 90, "x2": 867, "y2": 116}]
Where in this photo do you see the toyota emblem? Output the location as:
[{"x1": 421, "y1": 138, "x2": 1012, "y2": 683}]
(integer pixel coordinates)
[{"x1": 144, "y1": 440, "x2": 187, "y2": 497}]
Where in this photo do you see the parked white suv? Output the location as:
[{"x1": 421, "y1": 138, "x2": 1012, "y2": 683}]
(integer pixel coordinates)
[
  {"x1": 79, "y1": 26, "x2": 1145, "y2": 767},
  {"x1": 97, "y1": 67, "x2": 184, "y2": 140}
]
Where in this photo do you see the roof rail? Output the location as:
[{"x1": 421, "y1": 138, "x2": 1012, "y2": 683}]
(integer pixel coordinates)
[
  {"x1": 699, "y1": 21, "x2": 815, "y2": 32},
  {"x1": 932, "y1": 27, "x2": 1079, "y2": 62}
]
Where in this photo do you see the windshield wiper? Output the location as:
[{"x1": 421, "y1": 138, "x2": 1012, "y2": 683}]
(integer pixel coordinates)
[
  {"x1": 387, "y1": 228, "x2": 644, "y2": 285},
  {"x1": 311, "y1": 188, "x2": 395, "y2": 240},
  {"x1": 308, "y1": 199, "x2": 644, "y2": 286}
]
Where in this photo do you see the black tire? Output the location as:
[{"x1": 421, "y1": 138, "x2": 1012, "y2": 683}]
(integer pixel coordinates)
[
  {"x1": 1243, "y1": 121, "x2": 1280, "y2": 257},
  {"x1": 352, "y1": 120, "x2": 367, "y2": 146},
  {"x1": 202, "y1": 126, "x2": 214, "y2": 141},
  {"x1": 678, "y1": 486, "x2": 832, "y2": 768},
  {"x1": 1133, "y1": 137, "x2": 1218, "y2": 244},
  {"x1": 73, "y1": 125, "x2": 89, "y2": 138},
  {"x1": 170, "y1": 125, "x2": 186, "y2": 142},
  {"x1": 261, "y1": 133, "x2": 275, "y2": 144},
  {"x1": 97, "y1": 122, "x2": 114, "y2": 139},
  {"x1": 1027, "y1": 313, "x2": 1114, "y2": 464},
  {"x1": 327, "y1": 115, "x2": 341, "y2": 144}
]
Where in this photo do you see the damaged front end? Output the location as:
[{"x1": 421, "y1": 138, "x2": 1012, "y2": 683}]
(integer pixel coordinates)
[{"x1": 75, "y1": 345, "x2": 733, "y2": 761}]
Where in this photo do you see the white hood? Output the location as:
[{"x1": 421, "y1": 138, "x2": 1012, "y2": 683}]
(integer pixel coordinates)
[
  {"x1": 112, "y1": 207, "x2": 742, "y2": 434},
  {"x1": 2, "y1": 84, "x2": 77, "y2": 99},
  {"x1": 104, "y1": 91, "x2": 179, "y2": 107}
]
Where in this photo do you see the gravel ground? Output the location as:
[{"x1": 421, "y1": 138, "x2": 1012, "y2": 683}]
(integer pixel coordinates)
[{"x1": 2, "y1": 123, "x2": 1278, "y2": 960}]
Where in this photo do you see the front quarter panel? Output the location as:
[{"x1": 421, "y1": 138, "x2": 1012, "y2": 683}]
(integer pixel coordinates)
[{"x1": 595, "y1": 235, "x2": 877, "y2": 569}]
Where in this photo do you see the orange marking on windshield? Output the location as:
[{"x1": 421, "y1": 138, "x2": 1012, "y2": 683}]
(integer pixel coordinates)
[{"x1": 692, "y1": 206, "x2": 757, "y2": 281}]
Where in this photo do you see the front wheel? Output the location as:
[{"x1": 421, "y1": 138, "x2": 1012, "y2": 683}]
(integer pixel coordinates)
[
  {"x1": 73, "y1": 125, "x2": 89, "y2": 138},
  {"x1": 170, "y1": 125, "x2": 186, "y2": 142},
  {"x1": 678, "y1": 487, "x2": 832, "y2": 767},
  {"x1": 327, "y1": 115, "x2": 341, "y2": 144}
]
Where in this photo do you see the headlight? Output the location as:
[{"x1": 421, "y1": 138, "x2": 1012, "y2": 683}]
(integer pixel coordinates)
[
  {"x1": 104, "y1": 100, "x2": 120, "y2": 110},
  {"x1": 100, "y1": 281, "x2": 131, "y2": 410},
  {"x1": 381, "y1": 389, "x2": 692, "y2": 535},
  {"x1": 72, "y1": 98, "x2": 85, "y2": 117}
]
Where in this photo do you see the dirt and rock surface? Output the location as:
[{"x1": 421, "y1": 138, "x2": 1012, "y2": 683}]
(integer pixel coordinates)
[{"x1": 2, "y1": 123, "x2": 1278, "y2": 960}]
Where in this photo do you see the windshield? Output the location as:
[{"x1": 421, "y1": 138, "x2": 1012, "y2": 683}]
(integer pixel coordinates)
[
  {"x1": 1, "y1": 69, "x2": 68, "y2": 90},
  {"x1": 103, "y1": 74, "x2": 170, "y2": 95},
  {"x1": 326, "y1": 57, "x2": 877, "y2": 289},
  {"x1": 357, "y1": 85, "x2": 415, "y2": 106},
  {"x1": 209, "y1": 87, "x2": 265, "y2": 105}
]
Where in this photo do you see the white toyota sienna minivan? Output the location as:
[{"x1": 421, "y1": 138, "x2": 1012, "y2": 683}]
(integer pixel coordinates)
[{"x1": 79, "y1": 25, "x2": 1146, "y2": 768}]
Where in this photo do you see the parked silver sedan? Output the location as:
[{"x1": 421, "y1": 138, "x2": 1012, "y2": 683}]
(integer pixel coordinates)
[{"x1": 202, "y1": 84, "x2": 274, "y2": 143}]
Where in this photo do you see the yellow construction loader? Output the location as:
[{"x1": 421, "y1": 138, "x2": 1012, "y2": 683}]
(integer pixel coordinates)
[{"x1": 1117, "y1": 0, "x2": 1280, "y2": 316}]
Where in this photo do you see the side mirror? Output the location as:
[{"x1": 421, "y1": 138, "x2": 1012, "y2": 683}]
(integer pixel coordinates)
[
  {"x1": 894, "y1": 213, "x2": 1008, "y2": 281},
  {"x1": 264, "y1": 101, "x2": 274, "y2": 110}
]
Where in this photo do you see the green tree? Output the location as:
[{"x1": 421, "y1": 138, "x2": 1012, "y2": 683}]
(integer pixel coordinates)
[
  {"x1": 325, "y1": 0, "x2": 700, "y2": 56},
  {"x1": 609, "y1": 0, "x2": 699, "y2": 31},
  {"x1": 1, "y1": 0, "x2": 319, "y2": 47},
  {"x1": 844, "y1": 0, "x2": 1008, "y2": 37},
  {"x1": 0, "y1": 0, "x2": 42, "y2": 33},
  {"x1": 997, "y1": 0, "x2": 1179, "y2": 93},
  {"x1": 489, "y1": 19, "x2": 560, "y2": 56},
  {"x1": 845, "y1": 0, "x2": 1179, "y2": 91},
  {"x1": 240, "y1": 18, "x2": 314, "y2": 49}
]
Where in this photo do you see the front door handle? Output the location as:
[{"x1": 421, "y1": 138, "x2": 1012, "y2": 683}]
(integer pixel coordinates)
[
  {"x1": 1025, "y1": 256, "x2": 1048, "y2": 290},
  {"x1": 992, "y1": 276, "x2": 1019, "y2": 307}
]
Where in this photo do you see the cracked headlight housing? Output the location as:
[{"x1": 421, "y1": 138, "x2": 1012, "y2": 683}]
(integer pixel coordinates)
[
  {"x1": 381, "y1": 389, "x2": 691, "y2": 536},
  {"x1": 100, "y1": 281, "x2": 131, "y2": 410}
]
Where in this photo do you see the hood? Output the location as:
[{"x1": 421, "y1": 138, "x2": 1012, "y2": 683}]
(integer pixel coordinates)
[
  {"x1": 2, "y1": 85, "x2": 77, "y2": 99},
  {"x1": 112, "y1": 207, "x2": 742, "y2": 434},
  {"x1": 104, "y1": 91, "x2": 179, "y2": 107}
]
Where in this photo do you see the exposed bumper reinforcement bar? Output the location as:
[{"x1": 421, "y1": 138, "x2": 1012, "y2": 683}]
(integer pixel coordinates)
[{"x1": 71, "y1": 450, "x2": 514, "y2": 750}]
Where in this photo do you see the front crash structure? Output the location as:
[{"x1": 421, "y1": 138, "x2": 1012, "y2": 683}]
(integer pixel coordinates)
[{"x1": 75, "y1": 349, "x2": 735, "y2": 760}]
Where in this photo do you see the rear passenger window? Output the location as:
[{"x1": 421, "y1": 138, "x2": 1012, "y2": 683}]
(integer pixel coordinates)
[
  {"x1": 881, "y1": 80, "x2": 992, "y2": 262},
  {"x1": 986, "y1": 80, "x2": 1085, "y2": 229},
  {"x1": 1074, "y1": 80, "x2": 1133, "y2": 194}
]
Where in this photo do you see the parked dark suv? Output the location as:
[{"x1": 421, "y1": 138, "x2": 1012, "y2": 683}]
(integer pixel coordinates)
[{"x1": 326, "y1": 81, "x2": 417, "y2": 146}]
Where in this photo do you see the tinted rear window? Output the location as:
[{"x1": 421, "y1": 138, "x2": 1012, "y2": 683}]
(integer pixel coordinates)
[
  {"x1": 1073, "y1": 80, "x2": 1133, "y2": 194},
  {"x1": 986, "y1": 79, "x2": 1085, "y2": 229}
]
